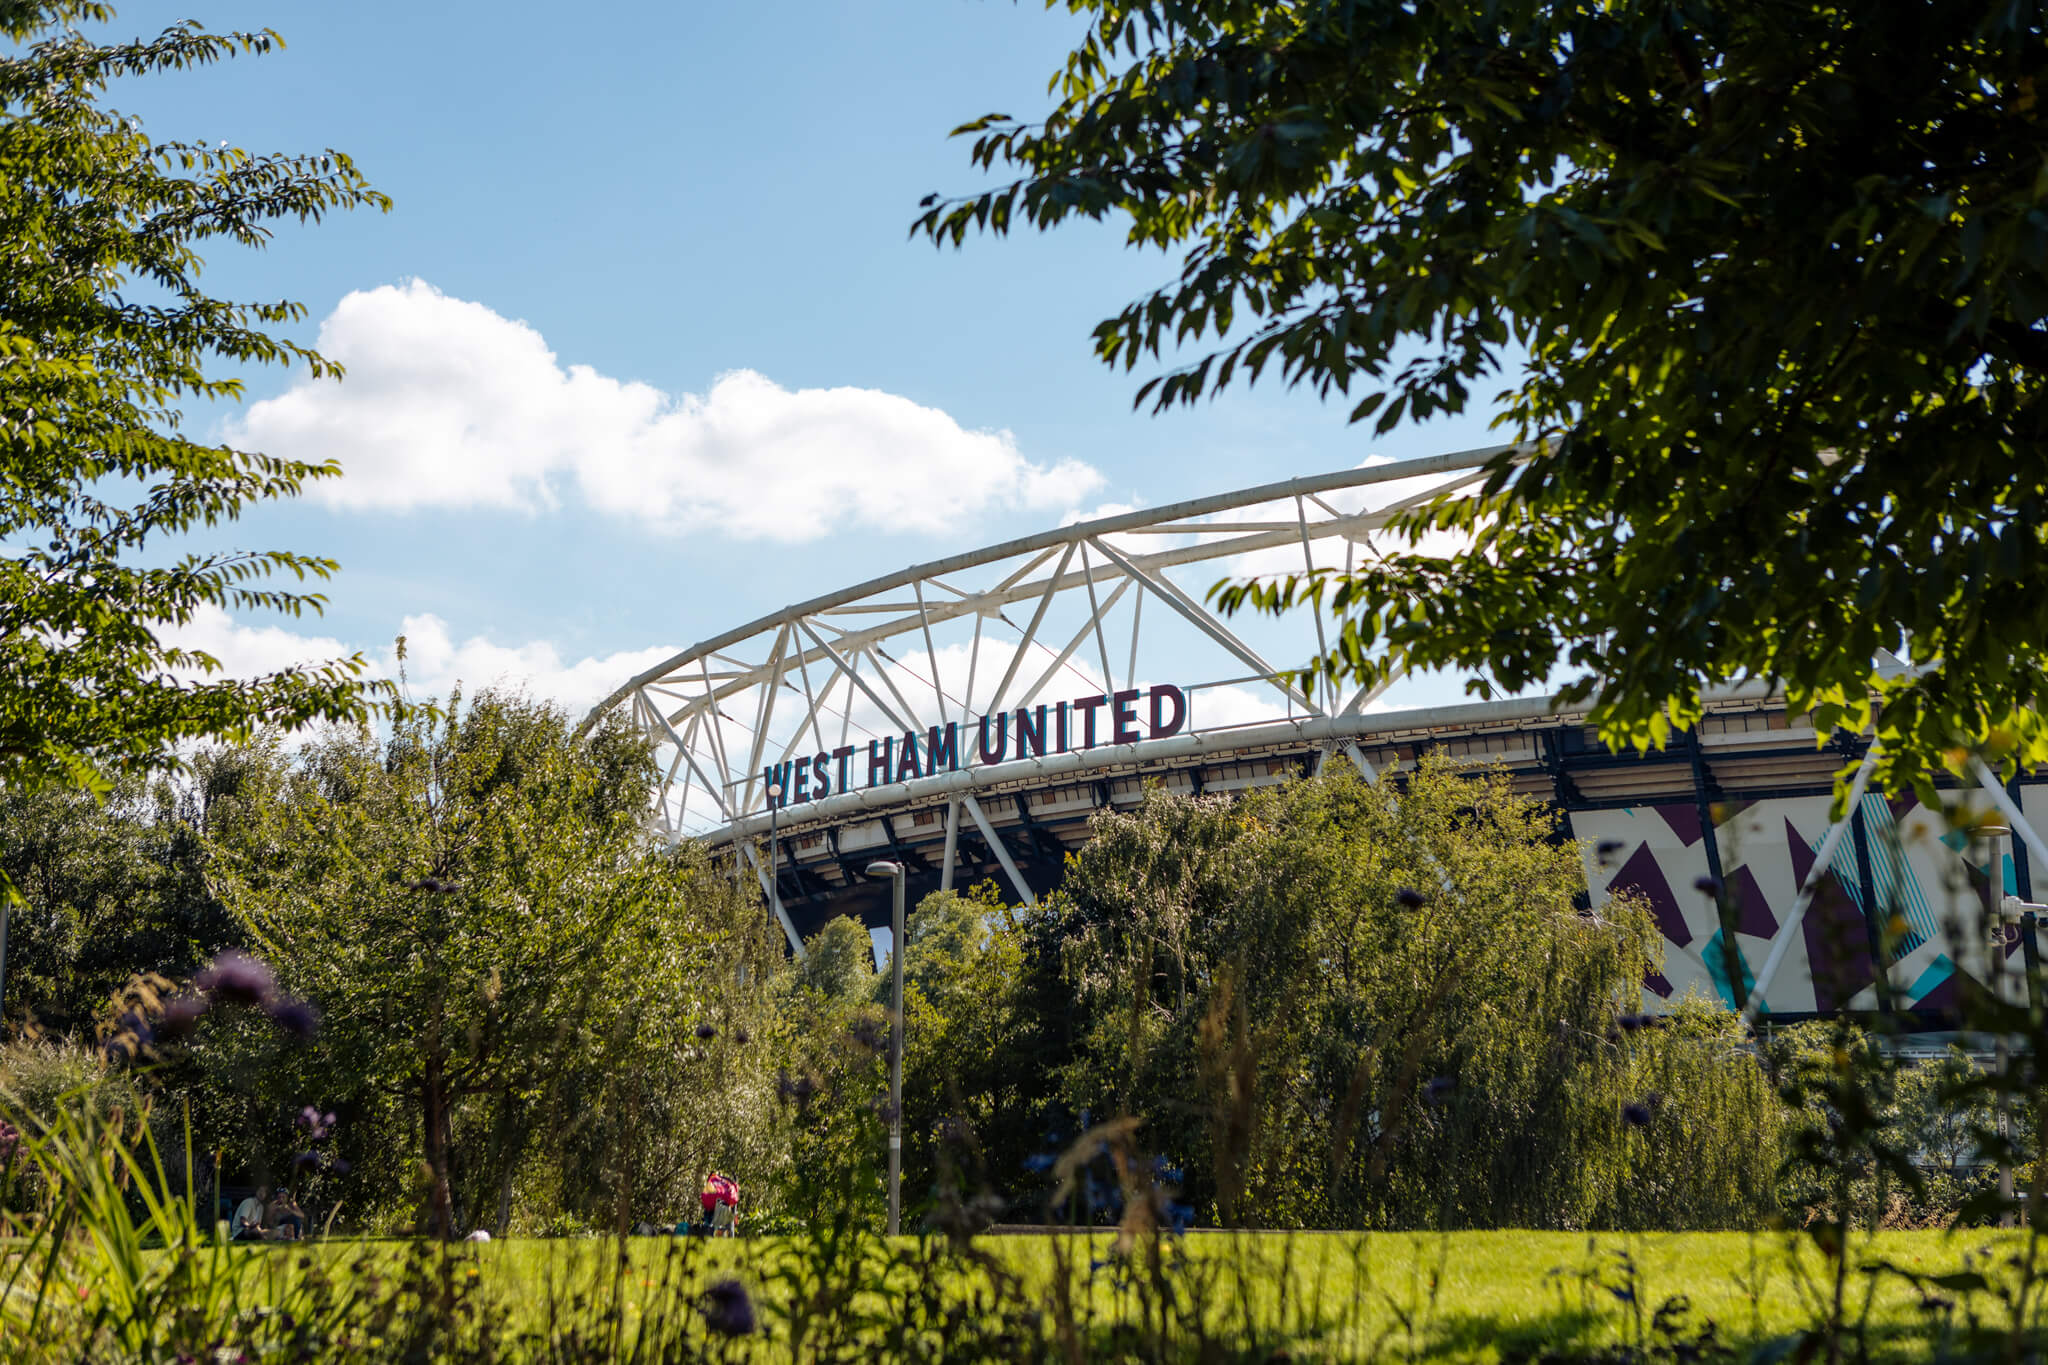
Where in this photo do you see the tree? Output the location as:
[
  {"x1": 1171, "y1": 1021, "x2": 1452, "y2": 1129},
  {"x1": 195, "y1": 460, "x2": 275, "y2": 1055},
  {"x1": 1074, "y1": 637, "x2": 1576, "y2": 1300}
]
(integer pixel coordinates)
[
  {"x1": 0, "y1": 3, "x2": 388, "y2": 821},
  {"x1": 1047, "y1": 761, "x2": 1779, "y2": 1229},
  {"x1": 205, "y1": 691, "x2": 783, "y2": 1235},
  {"x1": 918, "y1": 1, "x2": 2048, "y2": 796},
  {"x1": 794, "y1": 916, "x2": 876, "y2": 1002},
  {"x1": 0, "y1": 751, "x2": 251, "y2": 1033}
]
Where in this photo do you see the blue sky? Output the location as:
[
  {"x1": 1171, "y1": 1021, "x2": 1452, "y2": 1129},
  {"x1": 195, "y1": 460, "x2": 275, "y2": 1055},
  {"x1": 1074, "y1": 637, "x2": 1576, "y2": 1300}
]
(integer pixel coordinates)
[{"x1": 115, "y1": 2, "x2": 1512, "y2": 713}]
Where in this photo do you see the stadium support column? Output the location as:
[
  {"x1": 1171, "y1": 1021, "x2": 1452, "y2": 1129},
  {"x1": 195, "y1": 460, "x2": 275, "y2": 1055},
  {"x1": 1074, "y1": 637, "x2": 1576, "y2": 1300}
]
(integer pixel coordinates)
[
  {"x1": 1851, "y1": 799, "x2": 1894, "y2": 1014},
  {"x1": 939, "y1": 800, "x2": 960, "y2": 891},
  {"x1": 1688, "y1": 727, "x2": 1739, "y2": 1010},
  {"x1": 961, "y1": 793, "x2": 1036, "y2": 908}
]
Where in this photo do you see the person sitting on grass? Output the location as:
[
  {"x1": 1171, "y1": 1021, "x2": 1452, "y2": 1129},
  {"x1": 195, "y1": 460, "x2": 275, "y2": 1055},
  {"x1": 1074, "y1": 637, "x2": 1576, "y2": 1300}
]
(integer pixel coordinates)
[
  {"x1": 268, "y1": 1188, "x2": 307, "y2": 1241},
  {"x1": 231, "y1": 1185, "x2": 270, "y2": 1241}
]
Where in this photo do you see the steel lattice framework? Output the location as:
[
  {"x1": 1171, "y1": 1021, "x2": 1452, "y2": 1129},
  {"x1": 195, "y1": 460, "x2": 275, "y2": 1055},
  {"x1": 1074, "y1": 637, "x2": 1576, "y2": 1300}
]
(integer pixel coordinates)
[
  {"x1": 582, "y1": 444, "x2": 1528, "y2": 948},
  {"x1": 585, "y1": 442, "x2": 2048, "y2": 1025}
]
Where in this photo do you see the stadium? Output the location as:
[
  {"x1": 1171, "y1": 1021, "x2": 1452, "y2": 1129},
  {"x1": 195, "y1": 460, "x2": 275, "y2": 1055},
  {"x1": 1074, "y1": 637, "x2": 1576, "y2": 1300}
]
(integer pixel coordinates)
[{"x1": 583, "y1": 446, "x2": 2048, "y2": 1020}]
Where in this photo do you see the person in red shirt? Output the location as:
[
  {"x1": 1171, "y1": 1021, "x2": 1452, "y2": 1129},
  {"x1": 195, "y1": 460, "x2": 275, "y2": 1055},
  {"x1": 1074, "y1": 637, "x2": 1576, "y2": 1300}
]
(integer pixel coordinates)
[{"x1": 696, "y1": 1172, "x2": 739, "y2": 1236}]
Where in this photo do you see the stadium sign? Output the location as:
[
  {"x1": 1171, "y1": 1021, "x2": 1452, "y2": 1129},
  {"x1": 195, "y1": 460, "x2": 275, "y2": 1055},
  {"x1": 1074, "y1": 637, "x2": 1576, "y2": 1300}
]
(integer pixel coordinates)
[{"x1": 761, "y1": 683, "x2": 1188, "y2": 811}]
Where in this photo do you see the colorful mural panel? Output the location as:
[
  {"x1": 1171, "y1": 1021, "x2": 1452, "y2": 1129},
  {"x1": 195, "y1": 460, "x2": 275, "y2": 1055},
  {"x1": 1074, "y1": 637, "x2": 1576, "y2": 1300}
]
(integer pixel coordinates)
[{"x1": 1581, "y1": 790, "x2": 2033, "y2": 1017}]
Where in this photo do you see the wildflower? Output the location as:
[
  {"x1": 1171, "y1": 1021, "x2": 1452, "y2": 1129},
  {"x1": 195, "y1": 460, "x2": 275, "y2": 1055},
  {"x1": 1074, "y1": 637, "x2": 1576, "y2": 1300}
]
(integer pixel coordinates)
[
  {"x1": 1616, "y1": 1013, "x2": 1654, "y2": 1032},
  {"x1": 195, "y1": 951, "x2": 275, "y2": 1007},
  {"x1": 694, "y1": 1022, "x2": 717, "y2": 1041},
  {"x1": 155, "y1": 994, "x2": 209, "y2": 1041},
  {"x1": 1622, "y1": 1102, "x2": 1653, "y2": 1128},
  {"x1": 1692, "y1": 875, "x2": 1722, "y2": 897},
  {"x1": 1395, "y1": 886, "x2": 1427, "y2": 910},
  {"x1": 329, "y1": 1157, "x2": 353, "y2": 1175},
  {"x1": 298, "y1": 1107, "x2": 337, "y2": 1141},
  {"x1": 268, "y1": 997, "x2": 319, "y2": 1039},
  {"x1": 292, "y1": 1151, "x2": 319, "y2": 1170},
  {"x1": 733, "y1": 1026, "x2": 751, "y2": 1045},
  {"x1": 699, "y1": 1279, "x2": 756, "y2": 1336}
]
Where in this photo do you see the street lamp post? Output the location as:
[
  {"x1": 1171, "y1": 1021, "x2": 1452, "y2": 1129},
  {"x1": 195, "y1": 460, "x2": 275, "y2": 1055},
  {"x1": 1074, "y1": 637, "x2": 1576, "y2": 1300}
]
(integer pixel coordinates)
[
  {"x1": 1983, "y1": 823, "x2": 2016, "y2": 1226},
  {"x1": 867, "y1": 858, "x2": 906, "y2": 1236},
  {"x1": 766, "y1": 782, "x2": 784, "y2": 937}
]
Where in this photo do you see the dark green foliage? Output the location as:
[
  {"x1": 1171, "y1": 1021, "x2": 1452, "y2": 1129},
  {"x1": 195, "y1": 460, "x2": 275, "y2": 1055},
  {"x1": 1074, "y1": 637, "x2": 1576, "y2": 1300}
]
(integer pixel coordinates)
[
  {"x1": 202, "y1": 690, "x2": 784, "y2": 1235},
  {"x1": 921, "y1": 0, "x2": 2048, "y2": 796},
  {"x1": 1040, "y1": 761, "x2": 1781, "y2": 1229},
  {"x1": 0, "y1": 770, "x2": 227, "y2": 1034},
  {"x1": 0, "y1": 2, "x2": 391, "y2": 821}
]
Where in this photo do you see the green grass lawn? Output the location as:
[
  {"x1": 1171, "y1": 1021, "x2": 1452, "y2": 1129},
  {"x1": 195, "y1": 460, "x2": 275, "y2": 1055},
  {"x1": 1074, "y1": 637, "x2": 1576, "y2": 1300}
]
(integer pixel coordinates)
[{"x1": 417, "y1": 1226, "x2": 2023, "y2": 1360}]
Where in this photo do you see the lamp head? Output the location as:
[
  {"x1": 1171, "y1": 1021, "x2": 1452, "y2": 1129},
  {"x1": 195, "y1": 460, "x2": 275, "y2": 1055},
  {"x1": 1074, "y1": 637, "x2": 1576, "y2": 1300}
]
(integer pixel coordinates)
[{"x1": 866, "y1": 860, "x2": 903, "y2": 878}]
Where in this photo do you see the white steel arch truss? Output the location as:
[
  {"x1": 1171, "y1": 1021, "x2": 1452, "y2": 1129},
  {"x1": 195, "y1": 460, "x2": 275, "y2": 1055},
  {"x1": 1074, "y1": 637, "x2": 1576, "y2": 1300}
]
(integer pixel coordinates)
[{"x1": 582, "y1": 443, "x2": 1531, "y2": 950}]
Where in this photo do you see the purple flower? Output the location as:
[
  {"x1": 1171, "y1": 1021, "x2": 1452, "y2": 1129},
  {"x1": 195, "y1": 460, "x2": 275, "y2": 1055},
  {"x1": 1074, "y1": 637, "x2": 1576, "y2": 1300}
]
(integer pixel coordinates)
[
  {"x1": 1424, "y1": 1075, "x2": 1456, "y2": 1106},
  {"x1": 700, "y1": 1279, "x2": 756, "y2": 1336},
  {"x1": 694, "y1": 1022, "x2": 717, "y2": 1041},
  {"x1": 155, "y1": 994, "x2": 209, "y2": 1040},
  {"x1": 267, "y1": 997, "x2": 319, "y2": 1039},
  {"x1": 407, "y1": 877, "x2": 460, "y2": 895},
  {"x1": 196, "y1": 951, "x2": 275, "y2": 1007},
  {"x1": 298, "y1": 1107, "x2": 337, "y2": 1141},
  {"x1": 733, "y1": 1026, "x2": 751, "y2": 1045},
  {"x1": 1622, "y1": 1102, "x2": 1653, "y2": 1129},
  {"x1": 1693, "y1": 875, "x2": 1722, "y2": 898},
  {"x1": 1596, "y1": 839, "x2": 1626, "y2": 865},
  {"x1": 329, "y1": 1156, "x2": 353, "y2": 1175},
  {"x1": 292, "y1": 1151, "x2": 320, "y2": 1170},
  {"x1": 1395, "y1": 887, "x2": 1427, "y2": 910},
  {"x1": 1617, "y1": 1013, "x2": 1654, "y2": 1032}
]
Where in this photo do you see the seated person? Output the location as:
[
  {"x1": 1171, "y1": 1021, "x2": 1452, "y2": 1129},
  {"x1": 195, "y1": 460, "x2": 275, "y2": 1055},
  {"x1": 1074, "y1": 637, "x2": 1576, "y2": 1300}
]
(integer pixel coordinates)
[
  {"x1": 231, "y1": 1186, "x2": 270, "y2": 1241},
  {"x1": 698, "y1": 1172, "x2": 739, "y2": 1236},
  {"x1": 268, "y1": 1188, "x2": 307, "y2": 1241}
]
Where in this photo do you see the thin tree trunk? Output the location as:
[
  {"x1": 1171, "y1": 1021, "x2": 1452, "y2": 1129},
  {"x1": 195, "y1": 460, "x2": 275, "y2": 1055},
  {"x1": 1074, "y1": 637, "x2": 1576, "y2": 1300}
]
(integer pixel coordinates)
[{"x1": 424, "y1": 1047, "x2": 454, "y2": 1239}]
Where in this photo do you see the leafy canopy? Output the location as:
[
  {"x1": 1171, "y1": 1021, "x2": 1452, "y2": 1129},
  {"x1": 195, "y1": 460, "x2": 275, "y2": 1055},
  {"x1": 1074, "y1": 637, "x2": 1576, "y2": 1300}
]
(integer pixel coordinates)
[
  {"x1": 0, "y1": 2, "x2": 389, "y2": 812},
  {"x1": 918, "y1": 0, "x2": 2048, "y2": 795}
]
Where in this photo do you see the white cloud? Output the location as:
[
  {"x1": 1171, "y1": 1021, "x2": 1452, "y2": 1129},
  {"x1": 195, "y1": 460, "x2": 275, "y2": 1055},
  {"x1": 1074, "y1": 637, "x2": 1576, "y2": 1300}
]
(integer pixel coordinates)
[
  {"x1": 167, "y1": 604, "x2": 359, "y2": 681},
  {"x1": 232, "y1": 280, "x2": 1104, "y2": 541},
  {"x1": 160, "y1": 606, "x2": 676, "y2": 718},
  {"x1": 386, "y1": 614, "x2": 678, "y2": 714}
]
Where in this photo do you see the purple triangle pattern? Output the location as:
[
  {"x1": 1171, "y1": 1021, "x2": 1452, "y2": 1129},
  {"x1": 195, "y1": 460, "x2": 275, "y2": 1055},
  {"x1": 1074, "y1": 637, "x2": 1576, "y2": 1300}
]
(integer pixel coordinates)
[
  {"x1": 1729, "y1": 865, "x2": 1778, "y2": 939},
  {"x1": 1613, "y1": 842, "x2": 1692, "y2": 949},
  {"x1": 1658, "y1": 803, "x2": 1704, "y2": 849},
  {"x1": 1786, "y1": 817, "x2": 1873, "y2": 1010}
]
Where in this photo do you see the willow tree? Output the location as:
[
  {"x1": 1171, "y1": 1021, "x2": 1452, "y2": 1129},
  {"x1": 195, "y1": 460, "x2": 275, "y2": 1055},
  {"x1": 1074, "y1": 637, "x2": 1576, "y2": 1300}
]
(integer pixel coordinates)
[{"x1": 1051, "y1": 761, "x2": 1780, "y2": 1229}]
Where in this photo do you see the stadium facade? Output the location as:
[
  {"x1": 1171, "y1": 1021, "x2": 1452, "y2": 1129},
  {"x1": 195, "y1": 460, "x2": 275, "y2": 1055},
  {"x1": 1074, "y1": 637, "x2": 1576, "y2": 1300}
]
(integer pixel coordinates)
[{"x1": 584, "y1": 446, "x2": 2048, "y2": 1020}]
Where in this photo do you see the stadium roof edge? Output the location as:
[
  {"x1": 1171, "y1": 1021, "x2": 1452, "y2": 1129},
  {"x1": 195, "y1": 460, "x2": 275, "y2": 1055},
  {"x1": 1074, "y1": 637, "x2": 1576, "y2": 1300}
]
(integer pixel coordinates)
[{"x1": 576, "y1": 439, "x2": 1535, "y2": 733}]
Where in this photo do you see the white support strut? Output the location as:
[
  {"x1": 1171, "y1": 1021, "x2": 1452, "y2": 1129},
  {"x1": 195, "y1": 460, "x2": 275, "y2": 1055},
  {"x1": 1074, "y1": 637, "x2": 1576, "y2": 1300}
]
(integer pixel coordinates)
[{"x1": 1743, "y1": 741, "x2": 1884, "y2": 1023}]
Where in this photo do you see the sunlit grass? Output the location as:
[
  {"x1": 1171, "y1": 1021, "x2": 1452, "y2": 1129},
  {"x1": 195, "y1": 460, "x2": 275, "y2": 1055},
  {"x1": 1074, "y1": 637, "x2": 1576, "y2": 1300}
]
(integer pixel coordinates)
[{"x1": 258, "y1": 1227, "x2": 2014, "y2": 1361}]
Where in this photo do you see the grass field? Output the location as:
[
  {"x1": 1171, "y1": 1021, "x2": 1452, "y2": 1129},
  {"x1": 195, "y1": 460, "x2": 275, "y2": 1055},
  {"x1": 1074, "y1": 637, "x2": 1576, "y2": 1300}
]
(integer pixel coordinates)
[{"x1": 362, "y1": 1227, "x2": 2027, "y2": 1360}]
